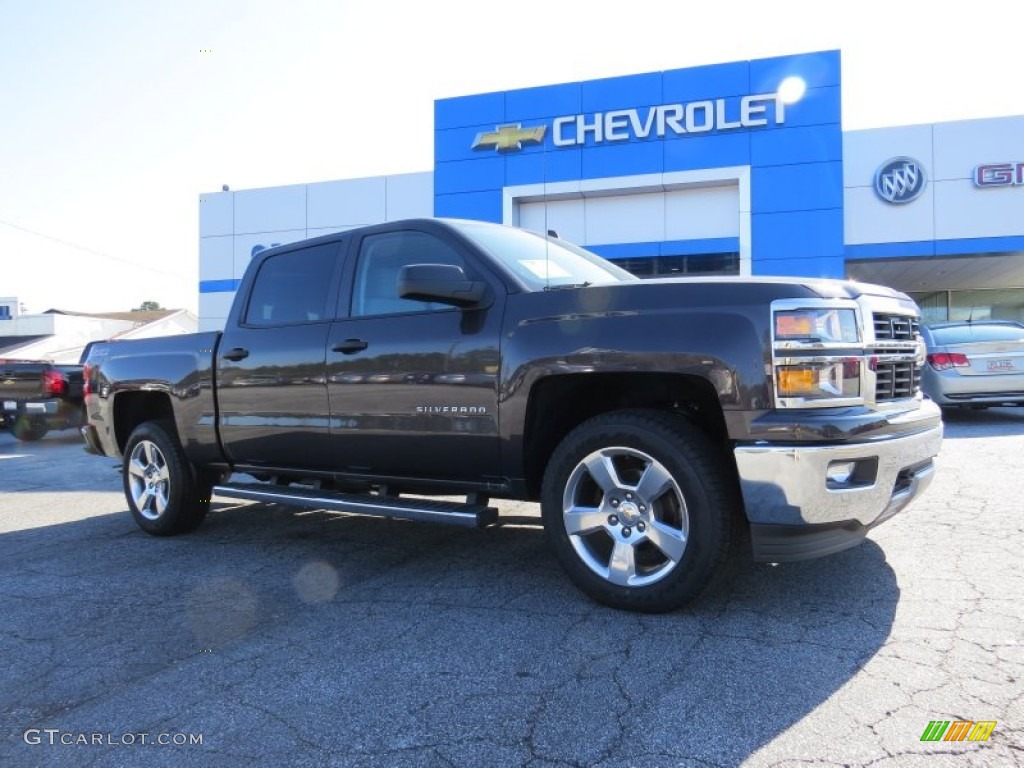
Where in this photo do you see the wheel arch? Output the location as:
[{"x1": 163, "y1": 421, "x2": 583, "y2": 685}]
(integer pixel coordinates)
[
  {"x1": 121, "y1": 417, "x2": 212, "y2": 536},
  {"x1": 113, "y1": 392, "x2": 177, "y2": 455},
  {"x1": 522, "y1": 372, "x2": 734, "y2": 500}
]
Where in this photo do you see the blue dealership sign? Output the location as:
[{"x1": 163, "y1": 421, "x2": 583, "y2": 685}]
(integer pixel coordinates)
[{"x1": 434, "y1": 50, "x2": 845, "y2": 278}]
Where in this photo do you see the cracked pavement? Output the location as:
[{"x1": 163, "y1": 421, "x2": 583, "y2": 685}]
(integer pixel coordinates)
[{"x1": 0, "y1": 409, "x2": 1021, "y2": 767}]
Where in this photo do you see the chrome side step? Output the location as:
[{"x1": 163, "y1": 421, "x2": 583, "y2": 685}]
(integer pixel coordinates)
[{"x1": 211, "y1": 482, "x2": 498, "y2": 529}]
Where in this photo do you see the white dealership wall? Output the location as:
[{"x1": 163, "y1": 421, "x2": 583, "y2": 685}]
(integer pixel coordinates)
[
  {"x1": 842, "y1": 115, "x2": 1024, "y2": 321},
  {"x1": 198, "y1": 171, "x2": 433, "y2": 331},
  {"x1": 515, "y1": 182, "x2": 742, "y2": 250},
  {"x1": 844, "y1": 115, "x2": 1024, "y2": 247},
  {"x1": 508, "y1": 170, "x2": 749, "y2": 275}
]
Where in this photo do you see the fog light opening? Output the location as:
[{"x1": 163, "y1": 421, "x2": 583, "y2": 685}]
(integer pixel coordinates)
[
  {"x1": 825, "y1": 457, "x2": 879, "y2": 490},
  {"x1": 826, "y1": 461, "x2": 857, "y2": 487}
]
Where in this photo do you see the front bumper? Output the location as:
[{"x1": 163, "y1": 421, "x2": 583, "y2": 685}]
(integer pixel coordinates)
[{"x1": 734, "y1": 400, "x2": 943, "y2": 561}]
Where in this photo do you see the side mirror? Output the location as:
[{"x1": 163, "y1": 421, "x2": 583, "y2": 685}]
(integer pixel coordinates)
[{"x1": 397, "y1": 264, "x2": 489, "y2": 308}]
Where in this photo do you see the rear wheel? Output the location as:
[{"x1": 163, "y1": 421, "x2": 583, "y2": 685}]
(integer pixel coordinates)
[
  {"x1": 11, "y1": 416, "x2": 47, "y2": 442},
  {"x1": 541, "y1": 410, "x2": 735, "y2": 613},
  {"x1": 123, "y1": 420, "x2": 213, "y2": 535}
]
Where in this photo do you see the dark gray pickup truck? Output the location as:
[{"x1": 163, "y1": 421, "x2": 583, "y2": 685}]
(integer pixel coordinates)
[
  {"x1": 1, "y1": 358, "x2": 86, "y2": 441},
  {"x1": 83, "y1": 218, "x2": 943, "y2": 611}
]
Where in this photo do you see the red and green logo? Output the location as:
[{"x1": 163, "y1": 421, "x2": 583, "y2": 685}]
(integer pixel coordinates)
[{"x1": 921, "y1": 720, "x2": 996, "y2": 742}]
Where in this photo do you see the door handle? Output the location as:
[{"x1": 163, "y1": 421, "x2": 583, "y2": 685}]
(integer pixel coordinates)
[
  {"x1": 332, "y1": 339, "x2": 369, "y2": 354},
  {"x1": 222, "y1": 347, "x2": 249, "y2": 361}
]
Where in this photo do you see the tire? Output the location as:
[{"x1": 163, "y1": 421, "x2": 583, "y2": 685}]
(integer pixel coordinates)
[
  {"x1": 541, "y1": 409, "x2": 736, "y2": 613},
  {"x1": 12, "y1": 416, "x2": 47, "y2": 442},
  {"x1": 123, "y1": 420, "x2": 213, "y2": 536}
]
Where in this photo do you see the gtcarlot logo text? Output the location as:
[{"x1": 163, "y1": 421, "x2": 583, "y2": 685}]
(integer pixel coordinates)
[{"x1": 24, "y1": 729, "x2": 203, "y2": 747}]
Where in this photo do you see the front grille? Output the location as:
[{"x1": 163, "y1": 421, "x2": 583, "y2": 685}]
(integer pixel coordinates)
[
  {"x1": 873, "y1": 313, "x2": 919, "y2": 341},
  {"x1": 875, "y1": 361, "x2": 921, "y2": 400},
  {"x1": 870, "y1": 311, "x2": 922, "y2": 401}
]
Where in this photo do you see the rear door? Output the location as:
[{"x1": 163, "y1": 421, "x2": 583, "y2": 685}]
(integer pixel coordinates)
[
  {"x1": 217, "y1": 240, "x2": 343, "y2": 469},
  {"x1": 326, "y1": 224, "x2": 504, "y2": 483}
]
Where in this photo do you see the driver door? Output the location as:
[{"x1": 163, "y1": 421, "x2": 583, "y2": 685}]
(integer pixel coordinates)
[{"x1": 327, "y1": 226, "x2": 504, "y2": 483}]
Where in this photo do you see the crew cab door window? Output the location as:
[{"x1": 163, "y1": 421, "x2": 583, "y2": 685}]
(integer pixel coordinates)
[
  {"x1": 351, "y1": 231, "x2": 466, "y2": 317},
  {"x1": 245, "y1": 246, "x2": 335, "y2": 326}
]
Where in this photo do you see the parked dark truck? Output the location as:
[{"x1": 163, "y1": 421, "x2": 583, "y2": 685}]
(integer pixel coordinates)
[
  {"x1": 82, "y1": 219, "x2": 942, "y2": 611},
  {"x1": 1, "y1": 357, "x2": 87, "y2": 441}
]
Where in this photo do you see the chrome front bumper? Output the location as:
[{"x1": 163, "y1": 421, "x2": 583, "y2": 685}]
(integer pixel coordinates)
[
  {"x1": 734, "y1": 420, "x2": 943, "y2": 529},
  {"x1": 735, "y1": 415, "x2": 942, "y2": 562}
]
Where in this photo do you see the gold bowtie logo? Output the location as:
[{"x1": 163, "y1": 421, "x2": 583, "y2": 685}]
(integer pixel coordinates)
[{"x1": 471, "y1": 123, "x2": 547, "y2": 152}]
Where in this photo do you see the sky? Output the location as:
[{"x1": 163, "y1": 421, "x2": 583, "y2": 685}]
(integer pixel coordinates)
[{"x1": 1, "y1": 0, "x2": 1022, "y2": 315}]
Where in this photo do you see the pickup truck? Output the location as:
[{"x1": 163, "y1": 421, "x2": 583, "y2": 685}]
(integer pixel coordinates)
[
  {"x1": 82, "y1": 218, "x2": 943, "y2": 612},
  {"x1": 1, "y1": 357, "x2": 87, "y2": 441}
]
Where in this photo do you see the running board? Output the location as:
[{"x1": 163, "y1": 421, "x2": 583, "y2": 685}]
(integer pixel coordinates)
[{"x1": 211, "y1": 482, "x2": 498, "y2": 529}]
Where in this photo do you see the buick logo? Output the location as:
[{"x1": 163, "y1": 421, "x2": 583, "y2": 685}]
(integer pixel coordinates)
[{"x1": 874, "y1": 157, "x2": 926, "y2": 204}]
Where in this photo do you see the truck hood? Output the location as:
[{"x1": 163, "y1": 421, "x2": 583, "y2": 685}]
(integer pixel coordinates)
[{"x1": 635, "y1": 275, "x2": 912, "y2": 302}]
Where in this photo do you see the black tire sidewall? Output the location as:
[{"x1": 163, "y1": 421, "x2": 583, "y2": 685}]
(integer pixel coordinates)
[
  {"x1": 12, "y1": 416, "x2": 47, "y2": 442},
  {"x1": 122, "y1": 420, "x2": 206, "y2": 536},
  {"x1": 541, "y1": 410, "x2": 733, "y2": 612}
]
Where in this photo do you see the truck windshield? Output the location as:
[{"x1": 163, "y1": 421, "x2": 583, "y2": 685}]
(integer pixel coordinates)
[{"x1": 449, "y1": 220, "x2": 637, "y2": 290}]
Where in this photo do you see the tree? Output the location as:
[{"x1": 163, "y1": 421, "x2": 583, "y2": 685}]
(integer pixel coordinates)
[{"x1": 133, "y1": 300, "x2": 162, "y2": 312}]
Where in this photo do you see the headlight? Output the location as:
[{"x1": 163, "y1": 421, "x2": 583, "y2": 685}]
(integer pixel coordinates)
[
  {"x1": 771, "y1": 300, "x2": 870, "y2": 408},
  {"x1": 774, "y1": 308, "x2": 859, "y2": 344},
  {"x1": 776, "y1": 360, "x2": 861, "y2": 400}
]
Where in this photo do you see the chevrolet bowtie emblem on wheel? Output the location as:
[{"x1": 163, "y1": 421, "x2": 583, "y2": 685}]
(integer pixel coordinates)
[
  {"x1": 874, "y1": 157, "x2": 926, "y2": 204},
  {"x1": 471, "y1": 123, "x2": 547, "y2": 153}
]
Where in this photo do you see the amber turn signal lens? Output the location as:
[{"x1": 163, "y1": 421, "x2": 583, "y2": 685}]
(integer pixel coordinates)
[{"x1": 777, "y1": 367, "x2": 817, "y2": 395}]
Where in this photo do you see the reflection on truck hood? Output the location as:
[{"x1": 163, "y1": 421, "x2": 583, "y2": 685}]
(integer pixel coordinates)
[{"x1": 636, "y1": 275, "x2": 911, "y2": 302}]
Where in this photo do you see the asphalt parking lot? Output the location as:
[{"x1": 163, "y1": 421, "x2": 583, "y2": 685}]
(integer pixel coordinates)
[{"x1": 1, "y1": 410, "x2": 1022, "y2": 767}]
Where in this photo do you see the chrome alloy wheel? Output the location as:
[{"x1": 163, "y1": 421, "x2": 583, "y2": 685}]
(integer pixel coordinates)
[
  {"x1": 127, "y1": 439, "x2": 171, "y2": 520},
  {"x1": 561, "y1": 447, "x2": 689, "y2": 588}
]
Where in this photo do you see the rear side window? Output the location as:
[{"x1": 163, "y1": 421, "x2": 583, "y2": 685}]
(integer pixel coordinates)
[
  {"x1": 245, "y1": 244, "x2": 337, "y2": 326},
  {"x1": 930, "y1": 324, "x2": 1024, "y2": 345}
]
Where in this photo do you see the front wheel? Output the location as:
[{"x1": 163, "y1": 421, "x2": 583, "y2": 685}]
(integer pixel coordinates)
[
  {"x1": 123, "y1": 420, "x2": 212, "y2": 535},
  {"x1": 541, "y1": 410, "x2": 736, "y2": 613}
]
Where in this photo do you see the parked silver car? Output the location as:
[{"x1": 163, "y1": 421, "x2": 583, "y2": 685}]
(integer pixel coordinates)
[{"x1": 920, "y1": 321, "x2": 1024, "y2": 407}]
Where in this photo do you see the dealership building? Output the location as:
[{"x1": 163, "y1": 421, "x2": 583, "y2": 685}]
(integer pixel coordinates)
[{"x1": 198, "y1": 49, "x2": 1024, "y2": 331}]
